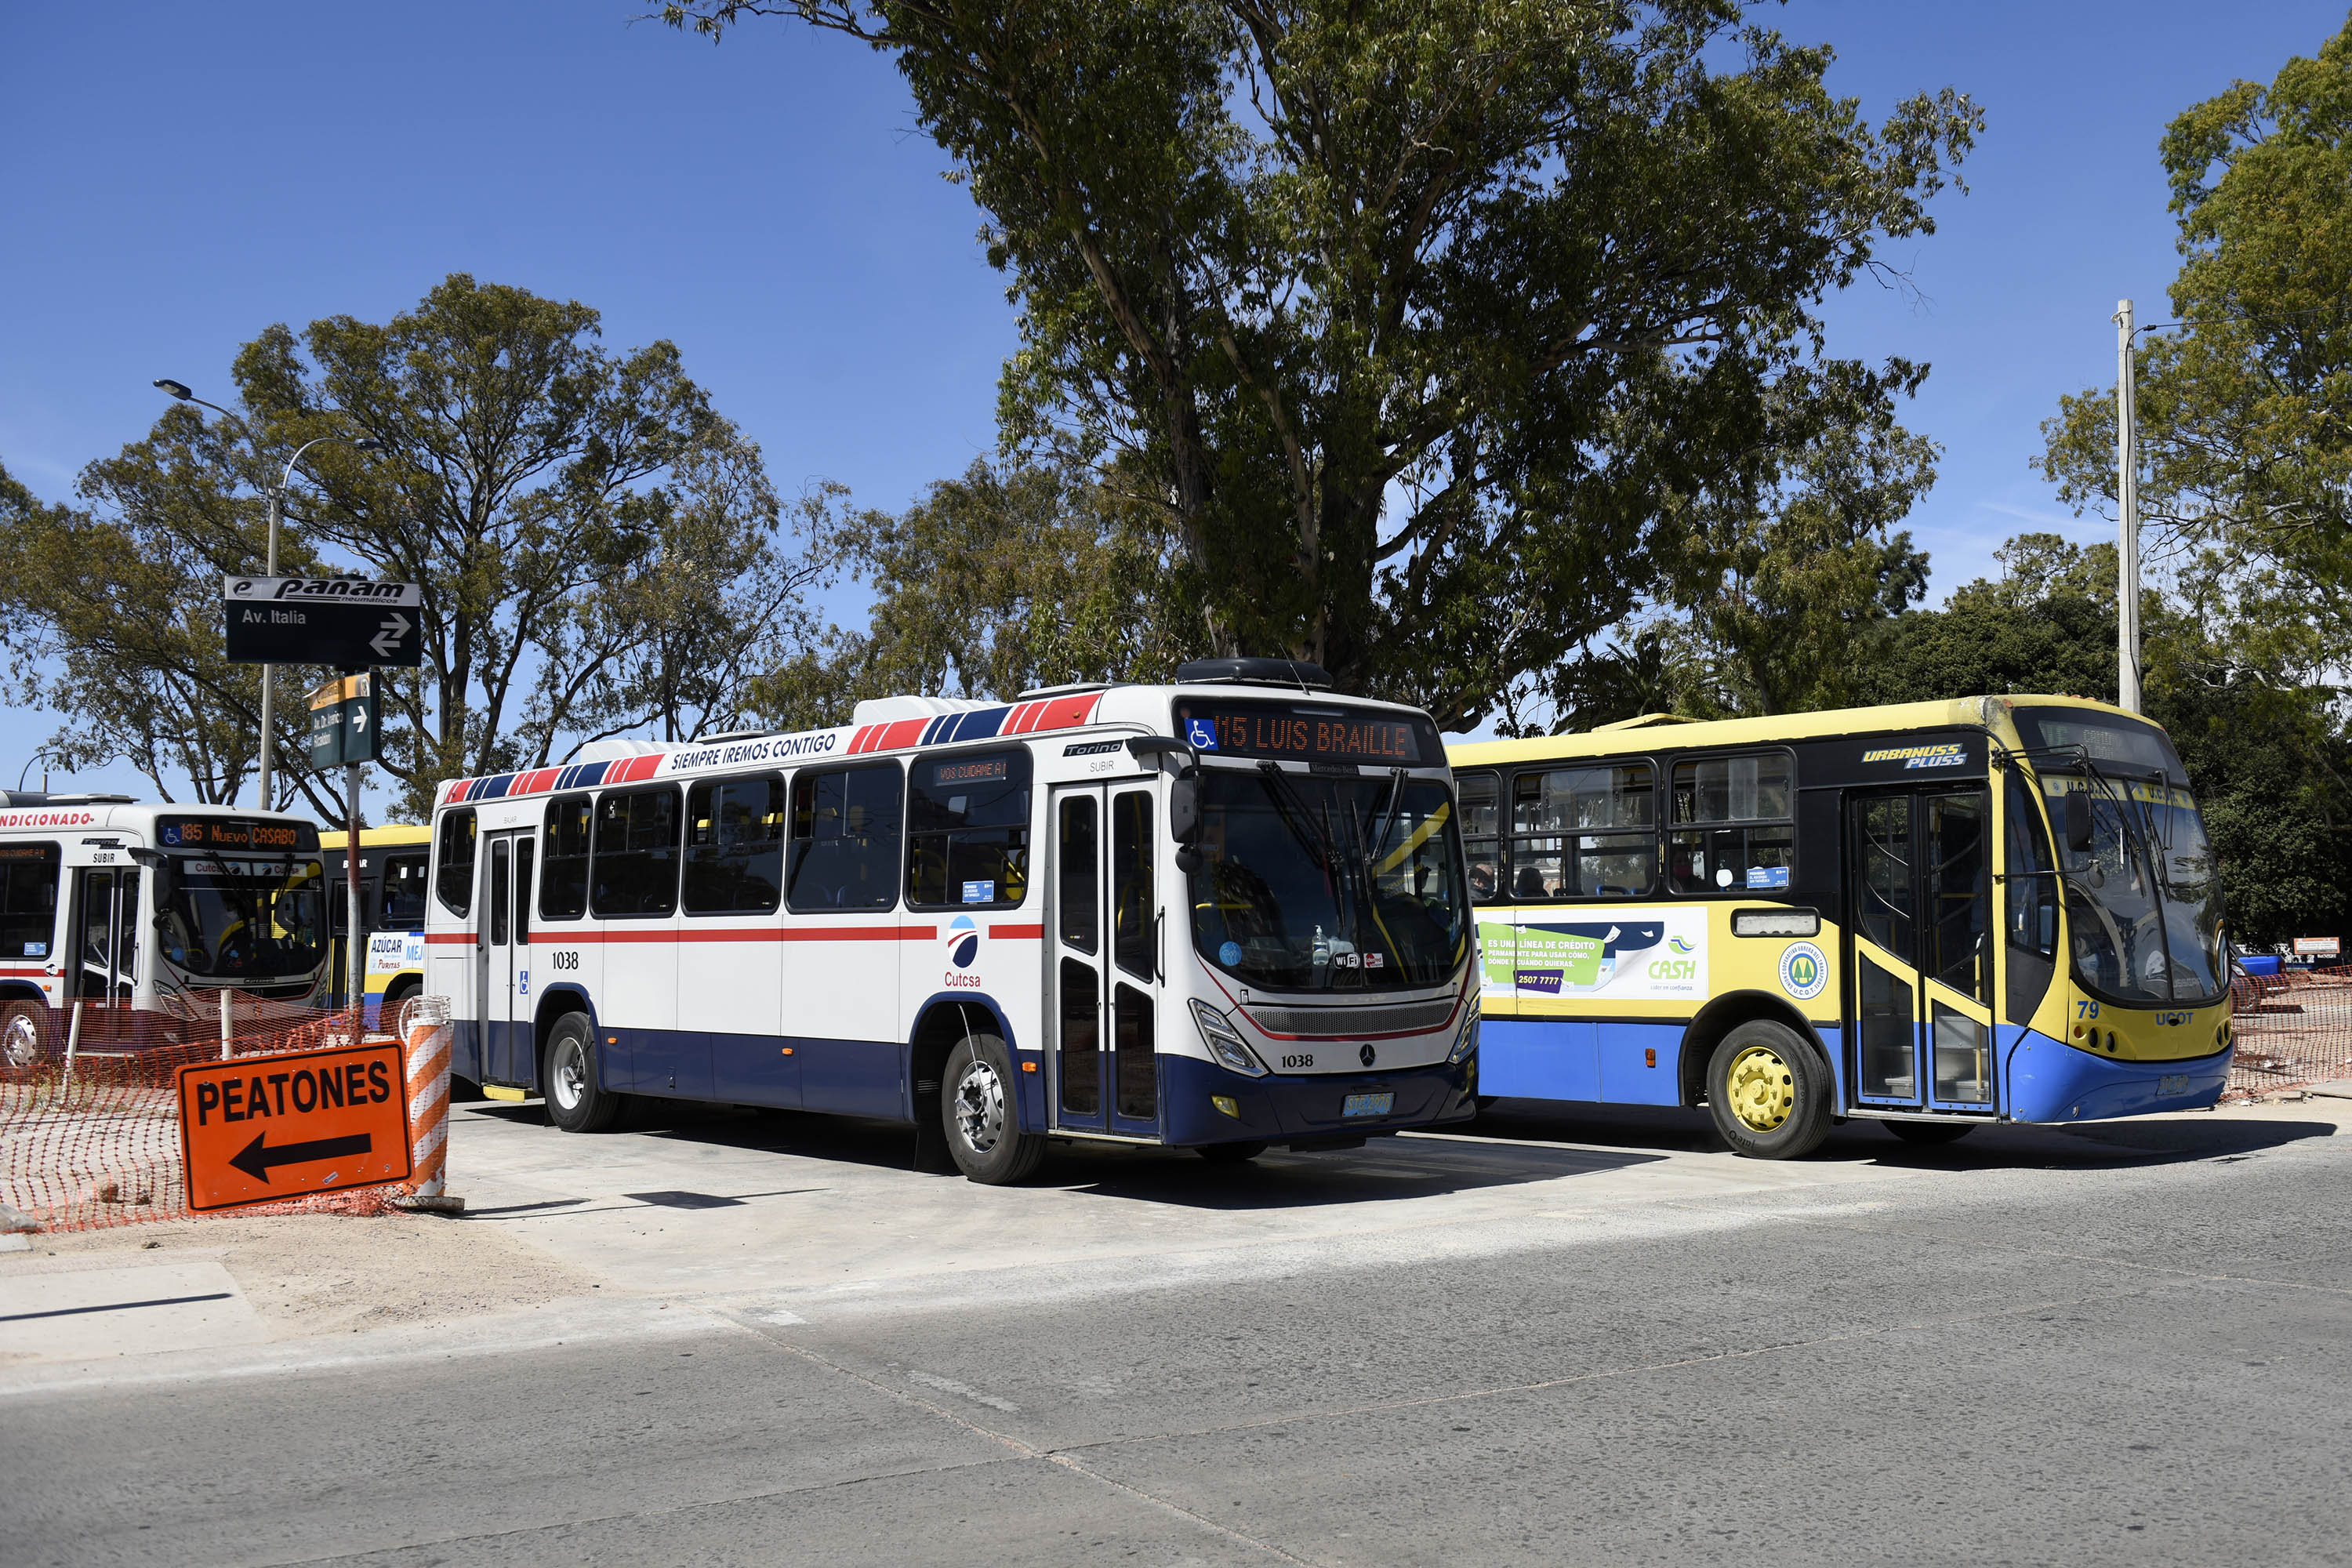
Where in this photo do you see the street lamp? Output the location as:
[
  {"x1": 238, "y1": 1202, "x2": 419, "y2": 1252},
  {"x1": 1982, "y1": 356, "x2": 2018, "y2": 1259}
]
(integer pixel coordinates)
[{"x1": 153, "y1": 380, "x2": 383, "y2": 809}]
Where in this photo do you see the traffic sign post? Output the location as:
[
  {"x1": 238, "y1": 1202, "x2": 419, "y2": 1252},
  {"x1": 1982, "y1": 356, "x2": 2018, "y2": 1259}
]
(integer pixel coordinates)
[
  {"x1": 307, "y1": 673, "x2": 379, "y2": 768},
  {"x1": 177, "y1": 1040, "x2": 413, "y2": 1211},
  {"x1": 222, "y1": 577, "x2": 423, "y2": 668}
]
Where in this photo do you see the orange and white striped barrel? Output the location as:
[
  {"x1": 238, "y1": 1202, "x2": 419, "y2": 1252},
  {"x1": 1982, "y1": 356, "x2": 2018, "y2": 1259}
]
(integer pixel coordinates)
[{"x1": 402, "y1": 995, "x2": 454, "y2": 1198}]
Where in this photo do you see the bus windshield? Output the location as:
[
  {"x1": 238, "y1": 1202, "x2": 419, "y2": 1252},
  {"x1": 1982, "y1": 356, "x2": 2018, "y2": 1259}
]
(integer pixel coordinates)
[
  {"x1": 1187, "y1": 768, "x2": 1470, "y2": 992},
  {"x1": 2015, "y1": 708, "x2": 2225, "y2": 1007},
  {"x1": 156, "y1": 855, "x2": 328, "y2": 980}
]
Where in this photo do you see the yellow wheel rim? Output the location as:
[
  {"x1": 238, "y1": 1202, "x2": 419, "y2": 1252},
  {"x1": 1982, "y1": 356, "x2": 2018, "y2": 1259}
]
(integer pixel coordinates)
[{"x1": 1725, "y1": 1044, "x2": 1796, "y2": 1132}]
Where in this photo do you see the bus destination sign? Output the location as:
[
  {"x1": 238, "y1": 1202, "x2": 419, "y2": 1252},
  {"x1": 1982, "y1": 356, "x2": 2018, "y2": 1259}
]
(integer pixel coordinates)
[
  {"x1": 1174, "y1": 701, "x2": 1431, "y2": 765},
  {"x1": 157, "y1": 816, "x2": 322, "y2": 854}
]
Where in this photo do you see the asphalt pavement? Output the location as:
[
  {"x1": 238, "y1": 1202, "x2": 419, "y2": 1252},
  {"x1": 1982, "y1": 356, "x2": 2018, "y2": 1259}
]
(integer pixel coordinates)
[{"x1": 2, "y1": 1094, "x2": 2346, "y2": 1566}]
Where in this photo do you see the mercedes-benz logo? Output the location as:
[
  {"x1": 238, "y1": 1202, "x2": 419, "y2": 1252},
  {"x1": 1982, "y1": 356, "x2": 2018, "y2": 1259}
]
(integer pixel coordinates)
[{"x1": 1359, "y1": 1044, "x2": 1376, "y2": 1068}]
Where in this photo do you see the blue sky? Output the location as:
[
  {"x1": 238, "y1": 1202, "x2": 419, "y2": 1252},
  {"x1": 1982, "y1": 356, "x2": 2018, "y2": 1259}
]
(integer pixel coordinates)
[{"x1": 2, "y1": 0, "x2": 2344, "y2": 800}]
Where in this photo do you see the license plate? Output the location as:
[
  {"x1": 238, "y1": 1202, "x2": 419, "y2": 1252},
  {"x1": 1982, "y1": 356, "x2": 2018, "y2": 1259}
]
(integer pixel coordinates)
[{"x1": 1342, "y1": 1091, "x2": 1394, "y2": 1118}]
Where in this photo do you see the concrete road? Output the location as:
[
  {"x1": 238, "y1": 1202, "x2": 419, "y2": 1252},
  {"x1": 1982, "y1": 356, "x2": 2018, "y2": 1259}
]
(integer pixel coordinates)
[{"x1": 2, "y1": 1097, "x2": 2347, "y2": 1566}]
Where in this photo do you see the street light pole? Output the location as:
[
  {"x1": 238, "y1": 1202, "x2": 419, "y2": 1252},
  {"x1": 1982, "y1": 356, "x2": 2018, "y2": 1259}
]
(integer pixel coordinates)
[
  {"x1": 2114, "y1": 300, "x2": 2142, "y2": 715},
  {"x1": 151, "y1": 381, "x2": 379, "y2": 807}
]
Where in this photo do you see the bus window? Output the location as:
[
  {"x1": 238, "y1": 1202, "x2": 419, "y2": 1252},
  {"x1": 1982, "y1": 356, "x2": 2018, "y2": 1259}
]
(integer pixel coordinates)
[
  {"x1": 1112, "y1": 790, "x2": 1153, "y2": 979},
  {"x1": 381, "y1": 855, "x2": 427, "y2": 927},
  {"x1": 1512, "y1": 765, "x2": 1654, "y2": 899},
  {"x1": 1457, "y1": 775, "x2": 1500, "y2": 902},
  {"x1": 1926, "y1": 793, "x2": 1991, "y2": 1003},
  {"x1": 592, "y1": 787, "x2": 683, "y2": 918},
  {"x1": 684, "y1": 776, "x2": 786, "y2": 914},
  {"x1": 435, "y1": 809, "x2": 477, "y2": 916},
  {"x1": 330, "y1": 878, "x2": 350, "y2": 935},
  {"x1": 906, "y1": 750, "x2": 1031, "y2": 909},
  {"x1": 539, "y1": 795, "x2": 593, "y2": 920},
  {"x1": 1669, "y1": 753, "x2": 1792, "y2": 893},
  {"x1": 787, "y1": 764, "x2": 903, "y2": 912},
  {"x1": 0, "y1": 844, "x2": 59, "y2": 959},
  {"x1": 2003, "y1": 771, "x2": 2059, "y2": 1020},
  {"x1": 1058, "y1": 795, "x2": 1098, "y2": 953}
]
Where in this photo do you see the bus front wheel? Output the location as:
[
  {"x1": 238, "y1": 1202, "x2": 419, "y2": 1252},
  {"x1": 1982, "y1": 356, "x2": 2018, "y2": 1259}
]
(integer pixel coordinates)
[
  {"x1": 1706, "y1": 1022, "x2": 1831, "y2": 1160},
  {"x1": 543, "y1": 1012, "x2": 622, "y2": 1134},
  {"x1": 942, "y1": 1033, "x2": 1045, "y2": 1185},
  {"x1": 1, "y1": 1001, "x2": 43, "y2": 1073}
]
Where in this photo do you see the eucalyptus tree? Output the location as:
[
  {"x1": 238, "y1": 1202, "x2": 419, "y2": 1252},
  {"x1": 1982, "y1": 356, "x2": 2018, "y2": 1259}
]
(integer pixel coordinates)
[{"x1": 666, "y1": 0, "x2": 1979, "y2": 727}]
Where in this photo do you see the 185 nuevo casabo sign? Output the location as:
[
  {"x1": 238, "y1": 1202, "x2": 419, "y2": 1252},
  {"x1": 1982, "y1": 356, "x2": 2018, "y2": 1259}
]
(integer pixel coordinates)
[{"x1": 222, "y1": 576, "x2": 424, "y2": 669}]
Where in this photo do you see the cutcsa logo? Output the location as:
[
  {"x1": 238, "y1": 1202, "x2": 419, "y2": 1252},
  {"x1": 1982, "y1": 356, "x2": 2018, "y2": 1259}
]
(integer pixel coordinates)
[{"x1": 943, "y1": 916, "x2": 983, "y2": 988}]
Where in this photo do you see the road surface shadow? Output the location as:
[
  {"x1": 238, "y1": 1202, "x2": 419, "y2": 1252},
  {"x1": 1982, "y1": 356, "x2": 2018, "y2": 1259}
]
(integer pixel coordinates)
[
  {"x1": 1465, "y1": 1098, "x2": 2338, "y2": 1170},
  {"x1": 458, "y1": 1098, "x2": 1664, "y2": 1207}
]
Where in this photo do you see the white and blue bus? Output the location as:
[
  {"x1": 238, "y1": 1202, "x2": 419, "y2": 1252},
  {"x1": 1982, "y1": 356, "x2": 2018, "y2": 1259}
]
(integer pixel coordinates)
[{"x1": 422, "y1": 662, "x2": 1480, "y2": 1181}]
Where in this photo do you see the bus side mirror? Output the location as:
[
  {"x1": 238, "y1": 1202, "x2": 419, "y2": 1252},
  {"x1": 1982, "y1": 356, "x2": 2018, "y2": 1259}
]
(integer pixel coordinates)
[
  {"x1": 2063, "y1": 789, "x2": 2094, "y2": 853},
  {"x1": 1169, "y1": 774, "x2": 1200, "y2": 846}
]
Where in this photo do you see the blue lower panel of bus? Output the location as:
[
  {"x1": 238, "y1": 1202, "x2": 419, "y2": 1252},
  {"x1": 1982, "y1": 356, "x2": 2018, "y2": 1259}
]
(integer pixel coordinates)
[
  {"x1": 2004, "y1": 1030, "x2": 2234, "y2": 1122},
  {"x1": 610, "y1": 1029, "x2": 900, "y2": 1119},
  {"x1": 1158, "y1": 1054, "x2": 1478, "y2": 1146},
  {"x1": 1476, "y1": 1018, "x2": 1685, "y2": 1106}
]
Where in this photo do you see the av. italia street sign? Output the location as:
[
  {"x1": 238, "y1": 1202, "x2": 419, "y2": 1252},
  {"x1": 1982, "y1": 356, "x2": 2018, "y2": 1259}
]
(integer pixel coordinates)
[{"x1": 222, "y1": 576, "x2": 424, "y2": 669}]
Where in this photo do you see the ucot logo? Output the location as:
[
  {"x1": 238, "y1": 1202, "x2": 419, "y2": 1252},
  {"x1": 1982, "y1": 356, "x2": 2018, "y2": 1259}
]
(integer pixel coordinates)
[{"x1": 943, "y1": 916, "x2": 982, "y2": 988}]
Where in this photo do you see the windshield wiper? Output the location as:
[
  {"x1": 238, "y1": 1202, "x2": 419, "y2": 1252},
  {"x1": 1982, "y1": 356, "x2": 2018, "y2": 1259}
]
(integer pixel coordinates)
[
  {"x1": 1254, "y1": 761, "x2": 1335, "y2": 872},
  {"x1": 1366, "y1": 768, "x2": 1407, "y2": 864}
]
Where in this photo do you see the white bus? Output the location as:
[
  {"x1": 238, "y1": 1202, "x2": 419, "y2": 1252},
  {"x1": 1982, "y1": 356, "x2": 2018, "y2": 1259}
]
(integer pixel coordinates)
[
  {"x1": 422, "y1": 662, "x2": 1480, "y2": 1182},
  {"x1": 0, "y1": 797, "x2": 331, "y2": 1069}
]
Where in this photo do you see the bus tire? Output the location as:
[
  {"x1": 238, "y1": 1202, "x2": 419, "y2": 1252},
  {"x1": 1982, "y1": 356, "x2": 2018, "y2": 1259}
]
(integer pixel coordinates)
[
  {"x1": 1706, "y1": 1021, "x2": 1831, "y2": 1160},
  {"x1": 942, "y1": 1033, "x2": 1044, "y2": 1185},
  {"x1": 1, "y1": 1000, "x2": 45, "y2": 1073},
  {"x1": 1197, "y1": 1141, "x2": 1269, "y2": 1164},
  {"x1": 543, "y1": 1011, "x2": 621, "y2": 1134},
  {"x1": 1886, "y1": 1120, "x2": 1975, "y2": 1146}
]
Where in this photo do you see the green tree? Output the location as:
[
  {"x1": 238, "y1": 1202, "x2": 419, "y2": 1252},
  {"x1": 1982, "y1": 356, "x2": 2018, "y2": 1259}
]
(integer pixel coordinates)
[
  {"x1": 0, "y1": 459, "x2": 276, "y2": 805},
  {"x1": 2, "y1": 276, "x2": 818, "y2": 819},
  {"x1": 2039, "y1": 12, "x2": 2352, "y2": 666},
  {"x1": 755, "y1": 456, "x2": 1206, "y2": 728},
  {"x1": 668, "y1": 0, "x2": 1978, "y2": 727}
]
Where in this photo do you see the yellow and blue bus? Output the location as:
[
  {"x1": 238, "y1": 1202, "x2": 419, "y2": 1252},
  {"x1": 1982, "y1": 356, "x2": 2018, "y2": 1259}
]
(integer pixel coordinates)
[
  {"x1": 1448, "y1": 695, "x2": 2232, "y2": 1156},
  {"x1": 318, "y1": 824, "x2": 430, "y2": 1028}
]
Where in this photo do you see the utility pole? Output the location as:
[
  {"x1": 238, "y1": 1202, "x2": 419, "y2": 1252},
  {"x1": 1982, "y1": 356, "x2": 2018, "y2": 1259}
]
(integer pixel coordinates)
[
  {"x1": 2115, "y1": 298, "x2": 2142, "y2": 714},
  {"x1": 258, "y1": 485, "x2": 284, "y2": 805}
]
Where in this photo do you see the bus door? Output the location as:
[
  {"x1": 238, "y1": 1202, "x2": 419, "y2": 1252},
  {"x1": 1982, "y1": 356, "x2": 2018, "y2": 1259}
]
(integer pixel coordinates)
[
  {"x1": 477, "y1": 831, "x2": 536, "y2": 1087},
  {"x1": 73, "y1": 866, "x2": 140, "y2": 1003},
  {"x1": 1047, "y1": 782, "x2": 1164, "y2": 1139},
  {"x1": 1847, "y1": 789, "x2": 1998, "y2": 1113}
]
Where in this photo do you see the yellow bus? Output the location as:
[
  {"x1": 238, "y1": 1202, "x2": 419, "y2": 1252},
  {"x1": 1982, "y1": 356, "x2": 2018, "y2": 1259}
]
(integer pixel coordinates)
[
  {"x1": 1448, "y1": 695, "x2": 2232, "y2": 1157},
  {"x1": 318, "y1": 823, "x2": 431, "y2": 1026}
]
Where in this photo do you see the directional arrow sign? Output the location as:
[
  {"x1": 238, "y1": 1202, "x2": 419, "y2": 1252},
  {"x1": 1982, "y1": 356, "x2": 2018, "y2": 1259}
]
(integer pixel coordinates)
[
  {"x1": 178, "y1": 1040, "x2": 412, "y2": 1211},
  {"x1": 228, "y1": 1130, "x2": 376, "y2": 1183},
  {"x1": 368, "y1": 611, "x2": 410, "y2": 661},
  {"x1": 222, "y1": 576, "x2": 424, "y2": 669}
]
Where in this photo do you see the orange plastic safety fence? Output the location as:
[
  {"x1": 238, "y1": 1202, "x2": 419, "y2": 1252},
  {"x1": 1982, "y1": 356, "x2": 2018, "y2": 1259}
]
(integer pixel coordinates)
[
  {"x1": 0, "y1": 996, "x2": 405, "y2": 1232},
  {"x1": 2227, "y1": 967, "x2": 2352, "y2": 1098}
]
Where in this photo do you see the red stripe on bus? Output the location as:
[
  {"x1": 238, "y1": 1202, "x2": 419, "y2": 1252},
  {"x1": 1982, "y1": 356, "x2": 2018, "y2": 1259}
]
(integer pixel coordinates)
[
  {"x1": 1028, "y1": 693, "x2": 1102, "y2": 731},
  {"x1": 515, "y1": 767, "x2": 561, "y2": 796},
  {"x1": 878, "y1": 718, "x2": 927, "y2": 752},
  {"x1": 988, "y1": 924, "x2": 1044, "y2": 939}
]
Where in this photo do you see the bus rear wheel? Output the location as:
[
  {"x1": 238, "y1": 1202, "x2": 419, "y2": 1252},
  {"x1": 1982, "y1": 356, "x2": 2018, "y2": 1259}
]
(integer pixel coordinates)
[
  {"x1": 942, "y1": 1033, "x2": 1045, "y2": 1185},
  {"x1": 1886, "y1": 1119, "x2": 1975, "y2": 1146},
  {"x1": 543, "y1": 1012, "x2": 622, "y2": 1134},
  {"x1": 1707, "y1": 1022, "x2": 1831, "y2": 1160}
]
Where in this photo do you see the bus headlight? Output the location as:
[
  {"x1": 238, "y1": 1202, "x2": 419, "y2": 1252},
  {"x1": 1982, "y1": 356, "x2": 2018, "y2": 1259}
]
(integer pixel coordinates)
[
  {"x1": 1447, "y1": 994, "x2": 1481, "y2": 1065},
  {"x1": 1191, "y1": 999, "x2": 1268, "y2": 1078}
]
